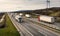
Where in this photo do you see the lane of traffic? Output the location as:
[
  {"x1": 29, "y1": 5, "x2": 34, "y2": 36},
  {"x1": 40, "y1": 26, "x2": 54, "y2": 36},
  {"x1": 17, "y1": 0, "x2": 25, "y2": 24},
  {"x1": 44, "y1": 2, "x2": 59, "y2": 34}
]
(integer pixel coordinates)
[
  {"x1": 8, "y1": 13, "x2": 34, "y2": 36},
  {"x1": 22, "y1": 19, "x2": 58, "y2": 36}
]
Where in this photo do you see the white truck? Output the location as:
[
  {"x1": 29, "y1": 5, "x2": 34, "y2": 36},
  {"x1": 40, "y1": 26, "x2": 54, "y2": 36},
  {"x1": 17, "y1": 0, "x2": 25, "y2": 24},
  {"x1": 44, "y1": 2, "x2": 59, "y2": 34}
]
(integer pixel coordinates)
[
  {"x1": 38, "y1": 15, "x2": 55, "y2": 23},
  {"x1": 15, "y1": 15, "x2": 23, "y2": 23},
  {"x1": 25, "y1": 14, "x2": 31, "y2": 18},
  {"x1": 19, "y1": 13, "x2": 23, "y2": 16}
]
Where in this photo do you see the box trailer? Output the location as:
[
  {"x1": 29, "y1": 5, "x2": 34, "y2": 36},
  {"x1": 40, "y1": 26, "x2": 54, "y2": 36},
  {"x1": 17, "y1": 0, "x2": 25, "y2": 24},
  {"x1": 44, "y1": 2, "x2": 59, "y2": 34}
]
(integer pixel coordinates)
[{"x1": 38, "y1": 15, "x2": 55, "y2": 23}]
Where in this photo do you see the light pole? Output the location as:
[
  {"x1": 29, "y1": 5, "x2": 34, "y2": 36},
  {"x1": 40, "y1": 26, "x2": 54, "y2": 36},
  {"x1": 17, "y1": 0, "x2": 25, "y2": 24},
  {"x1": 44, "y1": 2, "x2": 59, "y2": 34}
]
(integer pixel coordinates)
[
  {"x1": 45, "y1": 0, "x2": 50, "y2": 15},
  {"x1": 47, "y1": 0, "x2": 50, "y2": 9},
  {"x1": 46, "y1": 0, "x2": 50, "y2": 13},
  {"x1": 46, "y1": 0, "x2": 51, "y2": 28}
]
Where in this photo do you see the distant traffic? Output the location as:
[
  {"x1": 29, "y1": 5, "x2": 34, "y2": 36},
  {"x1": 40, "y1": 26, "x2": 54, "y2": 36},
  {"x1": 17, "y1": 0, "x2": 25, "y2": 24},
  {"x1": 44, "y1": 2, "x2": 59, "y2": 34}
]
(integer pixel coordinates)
[{"x1": 14, "y1": 13, "x2": 56, "y2": 24}]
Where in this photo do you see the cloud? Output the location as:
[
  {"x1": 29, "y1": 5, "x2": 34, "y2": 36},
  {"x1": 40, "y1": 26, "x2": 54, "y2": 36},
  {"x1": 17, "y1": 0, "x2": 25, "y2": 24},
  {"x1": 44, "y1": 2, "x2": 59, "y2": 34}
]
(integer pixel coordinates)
[{"x1": 0, "y1": 0, "x2": 60, "y2": 12}]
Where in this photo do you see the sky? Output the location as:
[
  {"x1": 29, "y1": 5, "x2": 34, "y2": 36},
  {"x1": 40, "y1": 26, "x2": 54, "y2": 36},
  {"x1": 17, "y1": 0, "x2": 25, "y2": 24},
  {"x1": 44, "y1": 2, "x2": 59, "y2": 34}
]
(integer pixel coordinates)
[{"x1": 0, "y1": 0, "x2": 60, "y2": 12}]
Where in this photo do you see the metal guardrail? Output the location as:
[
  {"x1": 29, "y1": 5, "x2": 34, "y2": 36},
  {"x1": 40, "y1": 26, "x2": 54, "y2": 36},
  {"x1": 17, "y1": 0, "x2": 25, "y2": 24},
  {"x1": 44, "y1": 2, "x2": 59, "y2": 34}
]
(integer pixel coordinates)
[{"x1": 0, "y1": 15, "x2": 5, "y2": 23}]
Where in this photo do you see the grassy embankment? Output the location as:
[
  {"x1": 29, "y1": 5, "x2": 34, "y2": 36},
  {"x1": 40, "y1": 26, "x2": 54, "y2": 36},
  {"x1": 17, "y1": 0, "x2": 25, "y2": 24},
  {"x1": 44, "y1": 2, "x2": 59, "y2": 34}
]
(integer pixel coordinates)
[
  {"x1": 0, "y1": 14, "x2": 20, "y2": 36},
  {"x1": 49, "y1": 12, "x2": 60, "y2": 22}
]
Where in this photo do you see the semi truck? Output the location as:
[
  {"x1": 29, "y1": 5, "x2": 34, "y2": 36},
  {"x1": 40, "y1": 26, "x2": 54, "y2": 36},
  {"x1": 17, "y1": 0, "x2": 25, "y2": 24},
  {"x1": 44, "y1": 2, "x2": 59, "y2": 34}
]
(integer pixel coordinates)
[
  {"x1": 15, "y1": 15, "x2": 23, "y2": 23},
  {"x1": 38, "y1": 15, "x2": 55, "y2": 23}
]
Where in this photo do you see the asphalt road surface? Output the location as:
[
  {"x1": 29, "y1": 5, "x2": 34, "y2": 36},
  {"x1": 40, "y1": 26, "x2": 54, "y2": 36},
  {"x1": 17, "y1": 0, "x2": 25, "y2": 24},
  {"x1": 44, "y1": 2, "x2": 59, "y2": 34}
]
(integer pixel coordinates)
[
  {"x1": 26, "y1": 18, "x2": 60, "y2": 29},
  {"x1": 8, "y1": 13, "x2": 58, "y2": 36}
]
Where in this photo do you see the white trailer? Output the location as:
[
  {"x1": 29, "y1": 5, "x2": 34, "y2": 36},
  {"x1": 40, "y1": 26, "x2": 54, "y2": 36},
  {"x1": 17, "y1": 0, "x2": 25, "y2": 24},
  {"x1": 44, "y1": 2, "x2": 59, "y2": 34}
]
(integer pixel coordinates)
[
  {"x1": 19, "y1": 13, "x2": 23, "y2": 16},
  {"x1": 38, "y1": 15, "x2": 55, "y2": 23},
  {"x1": 25, "y1": 14, "x2": 31, "y2": 18},
  {"x1": 15, "y1": 15, "x2": 22, "y2": 23}
]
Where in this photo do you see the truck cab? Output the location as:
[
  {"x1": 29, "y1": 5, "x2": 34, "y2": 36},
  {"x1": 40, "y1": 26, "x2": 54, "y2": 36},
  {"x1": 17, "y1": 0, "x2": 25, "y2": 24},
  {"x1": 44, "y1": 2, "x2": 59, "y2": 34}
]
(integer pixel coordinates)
[
  {"x1": 15, "y1": 15, "x2": 23, "y2": 23},
  {"x1": 18, "y1": 17, "x2": 22, "y2": 23}
]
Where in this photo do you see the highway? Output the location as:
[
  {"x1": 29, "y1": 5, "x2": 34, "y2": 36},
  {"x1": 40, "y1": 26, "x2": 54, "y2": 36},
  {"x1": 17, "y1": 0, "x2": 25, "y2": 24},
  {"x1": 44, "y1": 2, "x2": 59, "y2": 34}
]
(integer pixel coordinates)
[
  {"x1": 8, "y1": 13, "x2": 58, "y2": 36},
  {"x1": 26, "y1": 18, "x2": 60, "y2": 29}
]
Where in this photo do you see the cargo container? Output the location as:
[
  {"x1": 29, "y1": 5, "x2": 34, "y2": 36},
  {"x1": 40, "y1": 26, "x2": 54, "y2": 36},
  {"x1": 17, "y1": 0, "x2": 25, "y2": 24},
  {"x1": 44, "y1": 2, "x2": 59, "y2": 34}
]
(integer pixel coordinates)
[{"x1": 38, "y1": 15, "x2": 55, "y2": 23}]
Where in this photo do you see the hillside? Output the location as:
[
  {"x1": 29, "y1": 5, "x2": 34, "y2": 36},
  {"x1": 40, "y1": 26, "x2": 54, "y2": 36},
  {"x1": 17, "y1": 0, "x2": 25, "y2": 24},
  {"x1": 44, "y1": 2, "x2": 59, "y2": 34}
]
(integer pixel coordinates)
[
  {"x1": 13, "y1": 7, "x2": 60, "y2": 17},
  {"x1": 13, "y1": 7, "x2": 60, "y2": 22},
  {"x1": 32, "y1": 7, "x2": 60, "y2": 16}
]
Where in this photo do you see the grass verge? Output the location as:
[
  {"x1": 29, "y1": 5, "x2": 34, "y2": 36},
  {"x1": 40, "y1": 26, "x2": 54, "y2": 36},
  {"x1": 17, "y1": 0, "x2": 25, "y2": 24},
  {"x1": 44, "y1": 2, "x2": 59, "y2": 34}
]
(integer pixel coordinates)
[{"x1": 0, "y1": 14, "x2": 20, "y2": 36}]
